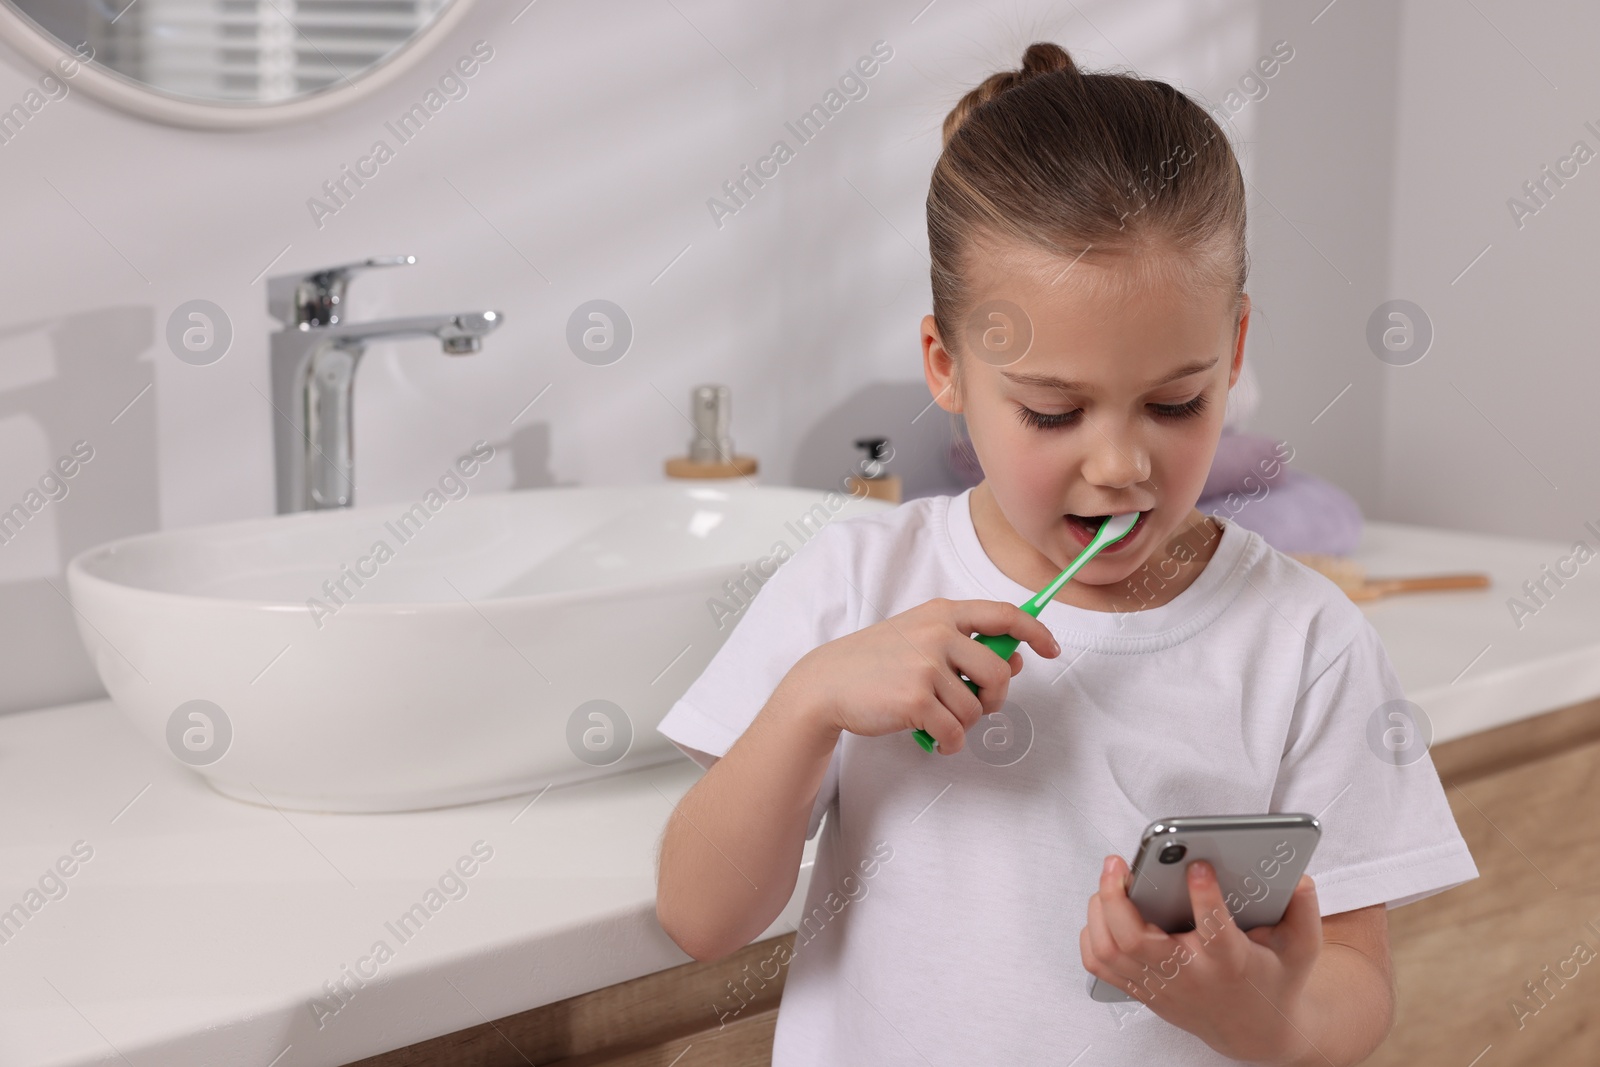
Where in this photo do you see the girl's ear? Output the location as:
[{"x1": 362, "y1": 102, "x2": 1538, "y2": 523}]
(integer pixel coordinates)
[
  {"x1": 1228, "y1": 293, "x2": 1251, "y2": 389},
  {"x1": 921, "y1": 314, "x2": 965, "y2": 414}
]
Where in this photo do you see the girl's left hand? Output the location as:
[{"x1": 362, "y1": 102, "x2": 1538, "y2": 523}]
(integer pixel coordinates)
[{"x1": 1080, "y1": 855, "x2": 1322, "y2": 1064}]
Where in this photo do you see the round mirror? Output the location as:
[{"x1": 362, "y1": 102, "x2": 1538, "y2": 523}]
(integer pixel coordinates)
[{"x1": 0, "y1": 0, "x2": 480, "y2": 128}]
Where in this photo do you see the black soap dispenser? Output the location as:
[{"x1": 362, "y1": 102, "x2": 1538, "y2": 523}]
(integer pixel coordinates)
[{"x1": 846, "y1": 437, "x2": 901, "y2": 503}]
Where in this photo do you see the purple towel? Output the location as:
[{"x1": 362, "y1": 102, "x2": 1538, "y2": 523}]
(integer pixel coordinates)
[
  {"x1": 1198, "y1": 467, "x2": 1363, "y2": 556},
  {"x1": 1202, "y1": 430, "x2": 1289, "y2": 498}
]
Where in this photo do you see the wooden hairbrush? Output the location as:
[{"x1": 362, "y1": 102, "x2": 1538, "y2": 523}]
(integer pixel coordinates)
[{"x1": 1289, "y1": 553, "x2": 1490, "y2": 602}]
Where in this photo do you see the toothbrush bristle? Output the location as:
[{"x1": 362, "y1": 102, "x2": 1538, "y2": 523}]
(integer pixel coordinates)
[{"x1": 1109, "y1": 512, "x2": 1140, "y2": 535}]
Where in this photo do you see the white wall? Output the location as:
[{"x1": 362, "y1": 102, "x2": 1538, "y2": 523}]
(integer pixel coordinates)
[
  {"x1": 1382, "y1": 0, "x2": 1597, "y2": 537},
  {"x1": 11, "y1": 0, "x2": 1567, "y2": 716},
  {"x1": 1238, "y1": 0, "x2": 1404, "y2": 512}
]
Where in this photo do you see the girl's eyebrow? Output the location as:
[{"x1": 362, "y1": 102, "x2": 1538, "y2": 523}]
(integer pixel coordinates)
[{"x1": 1000, "y1": 356, "x2": 1219, "y2": 392}]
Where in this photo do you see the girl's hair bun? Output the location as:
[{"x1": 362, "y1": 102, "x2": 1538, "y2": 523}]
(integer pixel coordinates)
[
  {"x1": 942, "y1": 42, "x2": 1081, "y2": 146},
  {"x1": 1018, "y1": 41, "x2": 1076, "y2": 80}
]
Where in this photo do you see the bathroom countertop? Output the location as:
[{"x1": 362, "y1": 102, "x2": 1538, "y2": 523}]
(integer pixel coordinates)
[
  {"x1": 1344, "y1": 519, "x2": 1600, "y2": 742},
  {"x1": 1, "y1": 520, "x2": 1595, "y2": 1066},
  {"x1": 0, "y1": 699, "x2": 818, "y2": 1067}
]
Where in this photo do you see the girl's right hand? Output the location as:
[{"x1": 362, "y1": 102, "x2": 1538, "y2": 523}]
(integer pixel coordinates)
[{"x1": 776, "y1": 597, "x2": 1061, "y2": 755}]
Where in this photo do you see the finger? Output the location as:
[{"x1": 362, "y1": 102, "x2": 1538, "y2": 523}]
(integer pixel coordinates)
[
  {"x1": 1184, "y1": 861, "x2": 1250, "y2": 970},
  {"x1": 1084, "y1": 893, "x2": 1132, "y2": 971},
  {"x1": 918, "y1": 682, "x2": 974, "y2": 755},
  {"x1": 923, "y1": 656, "x2": 986, "y2": 736},
  {"x1": 1096, "y1": 856, "x2": 1153, "y2": 957},
  {"x1": 950, "y1": 599, "x2": 1061, "y2": 659},
  {"x1": 1083, "y1": 898, "x2": 1159, "y2": 998},
  {"x1": 947, "y1": 635, "x2": 1015, "y2": 715}
]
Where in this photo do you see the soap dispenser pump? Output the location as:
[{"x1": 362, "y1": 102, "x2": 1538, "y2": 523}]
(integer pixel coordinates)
[
  {"x1": 846, "y1": 437, "x2": 901, "y2": 503},
  {"x1": 664, "y1": 384, "x2": 759, "y2": 479}
]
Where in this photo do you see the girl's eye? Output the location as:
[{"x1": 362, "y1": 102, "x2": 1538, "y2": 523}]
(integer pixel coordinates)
[
  {"x1": 1013, "y1": 392, "x2": 1209, "y2": 431},
  {"x1": 1014, "y1": 406, "x2": 1081, "y2": 430},
  {"x1": 1151, "y1": 393, "x2": 1209, "y2": 420}
]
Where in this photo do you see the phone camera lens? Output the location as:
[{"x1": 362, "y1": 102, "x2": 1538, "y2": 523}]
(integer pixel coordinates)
[{"x1": 1158, "y1": 844, "x2": 1187, "y2": 864}]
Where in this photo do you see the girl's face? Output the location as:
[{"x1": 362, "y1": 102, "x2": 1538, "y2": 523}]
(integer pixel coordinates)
[{"x1": 922, "y1": 245, "x2": 1248, "y2": 602}]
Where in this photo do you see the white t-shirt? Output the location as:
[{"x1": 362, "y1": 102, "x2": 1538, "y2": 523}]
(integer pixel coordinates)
[{"x1": 657, "y1": 488, "x2": 1478, "y2": 1065}]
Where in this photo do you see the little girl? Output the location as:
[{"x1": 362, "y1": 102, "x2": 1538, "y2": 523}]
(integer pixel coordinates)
[{"x1": 654, "y1": 42, "x2": 1477, "y2": 1065}]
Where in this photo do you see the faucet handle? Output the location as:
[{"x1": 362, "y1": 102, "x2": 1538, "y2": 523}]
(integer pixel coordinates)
[{"x1": 266, "y1": 255, "x2": 416, "y2": 327}]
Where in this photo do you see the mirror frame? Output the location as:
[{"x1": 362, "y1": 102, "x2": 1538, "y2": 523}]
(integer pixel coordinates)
[{"x1": 0, "y1": 0, "x2": 481, "y2": 130}]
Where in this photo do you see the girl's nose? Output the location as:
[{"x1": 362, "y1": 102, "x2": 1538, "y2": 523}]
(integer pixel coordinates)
[{"x1": 1079, "y1": 419, "x2": 1151, "y2": 489}]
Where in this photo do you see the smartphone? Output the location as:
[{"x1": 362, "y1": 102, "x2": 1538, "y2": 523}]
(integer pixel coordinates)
[{"x1": 1086, "y1": 813, "x2": 1321, "y2": 1002}]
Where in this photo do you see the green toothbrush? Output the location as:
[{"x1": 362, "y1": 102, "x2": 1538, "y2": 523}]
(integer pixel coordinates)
[{"x1": 912, "y1": 510, "x2": 1143, "y2": 753}]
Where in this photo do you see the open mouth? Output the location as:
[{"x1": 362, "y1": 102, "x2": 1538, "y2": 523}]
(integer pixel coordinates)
[{"x1": 1064, "y1": 509, "x2": 1151, "y2": 550}]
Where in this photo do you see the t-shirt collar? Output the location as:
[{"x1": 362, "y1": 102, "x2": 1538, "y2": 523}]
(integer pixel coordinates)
[{"x1": 942, "y1": 486, "x2": 1254, "y2": 648}]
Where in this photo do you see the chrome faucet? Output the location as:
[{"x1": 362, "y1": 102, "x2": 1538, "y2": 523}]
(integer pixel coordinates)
[{"x1": 266, "y1": 256, "x2": 504, "y2": 513}]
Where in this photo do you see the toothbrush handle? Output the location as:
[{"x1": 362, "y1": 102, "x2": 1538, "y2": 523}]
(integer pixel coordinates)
[{"x1": 910, "y1": 633, "x2": 1022, "y2": 752}]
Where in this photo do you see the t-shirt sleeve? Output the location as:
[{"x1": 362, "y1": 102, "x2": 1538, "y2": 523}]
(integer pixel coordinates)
[
  {"x1": 1270, "y1": 614, "x2": 1480, "y2": 915},
  {"x1": 656, "y1": 522, "x2": 856, "y2": 840}
]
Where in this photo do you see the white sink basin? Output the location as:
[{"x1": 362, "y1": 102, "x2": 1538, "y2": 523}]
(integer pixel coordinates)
[{"x1": 66, "y1": 483, "x2": 890, "y2": 812}]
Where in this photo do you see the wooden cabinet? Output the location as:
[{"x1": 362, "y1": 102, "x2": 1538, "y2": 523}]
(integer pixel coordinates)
[
  {"x1": 347, "y1": 931, "x2": 794, "y2": 1066},
  {"x1": 1367, "y1": 696, "x2": 1600, "y2": 1065},
  {"x1": 353, "y1": 698, "x2": 1600, "y2": 1066}
]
